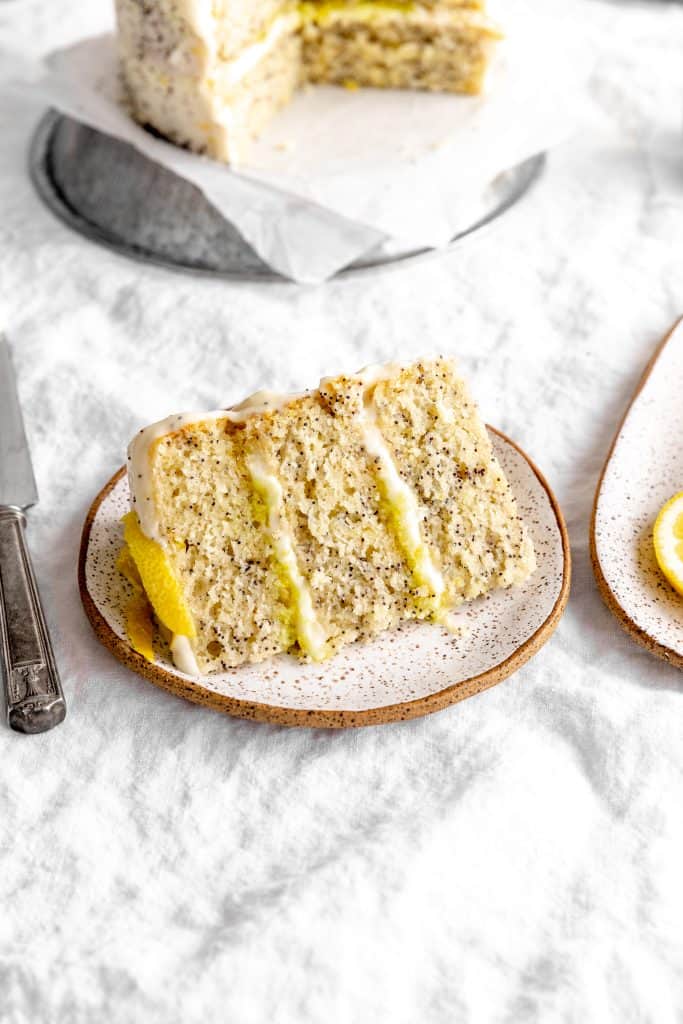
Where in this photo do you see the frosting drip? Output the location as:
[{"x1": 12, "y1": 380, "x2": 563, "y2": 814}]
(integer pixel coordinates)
[
  {"x1": 358, "y1": 384, "x2": 446, "y2": 608},
  {"x1": 246, "y1": 453, "x2": 329, "y2": 661}
]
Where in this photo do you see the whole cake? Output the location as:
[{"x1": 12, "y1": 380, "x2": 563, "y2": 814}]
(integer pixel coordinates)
[
  {"x1": 118, "y1": 358, "x2": 536, "y2": 675},
  {"x1": 114, "y1": 0, "x2": 502, "y2": 163}
]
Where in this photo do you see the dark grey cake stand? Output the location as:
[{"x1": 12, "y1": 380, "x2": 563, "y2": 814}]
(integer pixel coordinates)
[{"x1": 29, "y1": 110, "x2": 546, "y2": 283}]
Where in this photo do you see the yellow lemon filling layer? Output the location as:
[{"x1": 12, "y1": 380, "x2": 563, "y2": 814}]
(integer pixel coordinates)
[
  {"x1": 299, "y1": 1, "x2": 417, "y2": 24},
  {"x1": 122, "y1": 511, "x2": 196, "y2": 638},
  {"x1": 246, "y1": 454, "x2": 329, "y2": 661},
  {"x1": 359, "y1": 393, "x2": 446, "y2": 615}
]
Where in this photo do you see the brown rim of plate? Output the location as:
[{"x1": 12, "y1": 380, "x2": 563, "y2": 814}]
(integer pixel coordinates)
[
  {"x1": 590, "y1": 317, "x2": 683, "y2": 670},
  {"x1": 78, "y1": 426, "x2": 572, "y2": 727}
]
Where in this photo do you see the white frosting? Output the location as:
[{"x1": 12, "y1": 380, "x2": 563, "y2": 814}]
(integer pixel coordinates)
[
  {"x1": 229, "y1": 387, "x2": 309, "y2": 417},
  {"x1": 170, "y1": 634, "x2": 201, "y2": 676},
  {"x1": 359, "y1": 362, "x2": 401, "y2": 383},
  {"x1": 177, "y1": 0, "x2": 215, "y2": 52},
  {"x1": 209, "y1": 11, "x2": 300, "y2": 89}
]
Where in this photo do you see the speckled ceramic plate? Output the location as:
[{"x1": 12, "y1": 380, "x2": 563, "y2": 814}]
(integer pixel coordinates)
[
  {"x1": 591, "y1": 319, "x2": 683, "y2": 668},
  {"x1": 79, "y1": 429, "x2": 570, "y2": 726}
]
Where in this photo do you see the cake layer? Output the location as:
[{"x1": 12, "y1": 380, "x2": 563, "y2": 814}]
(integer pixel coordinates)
[
  {"x1": 301, "y1": 5, "x2": 501, "y2": 93},
  {"x1": 123, "y1": 359, "x2": 535, "y2": 674}
]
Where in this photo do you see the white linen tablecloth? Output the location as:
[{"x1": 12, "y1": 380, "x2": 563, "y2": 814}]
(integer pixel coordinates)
[{"x1": 0, "y1": 1, "x2": 682, "y2": 1020}]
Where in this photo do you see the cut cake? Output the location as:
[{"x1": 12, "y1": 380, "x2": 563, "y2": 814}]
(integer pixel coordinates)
[
  {"x1": 114, "y1": 0, "x2": 502, "y2": 163},
  {"x1": 119, "y1": 358, "x2": 535, "y2": 675}
]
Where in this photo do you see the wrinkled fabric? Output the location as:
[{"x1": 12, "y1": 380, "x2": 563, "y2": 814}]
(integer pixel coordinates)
[{"x1": 0, "y1": 1, "x2": 682, "y2": 1021}]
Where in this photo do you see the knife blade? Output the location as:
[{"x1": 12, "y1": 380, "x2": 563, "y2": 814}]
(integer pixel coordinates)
[
  {"x1": 0, "y1": 335, "x2": 66, "y2": 733},
  {"x1": 0, "y1": 340, "x2": 39, "y2": 509}
]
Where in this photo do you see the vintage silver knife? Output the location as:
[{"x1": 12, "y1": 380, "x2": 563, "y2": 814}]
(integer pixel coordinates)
[{"x1": 0, "y1": 335, "x2": 65, "y2": 733}]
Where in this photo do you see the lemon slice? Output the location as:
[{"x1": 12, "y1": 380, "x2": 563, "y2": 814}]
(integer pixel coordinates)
[
  {"x1": 653, "y1": 492, "x2": 683, "y2": 596},
  {"x1": 124, "y1": 591, "x2": 156, "y2": 663},
  {"x1": 116, "y1": 545, "x2": 142, "y2": 589}
]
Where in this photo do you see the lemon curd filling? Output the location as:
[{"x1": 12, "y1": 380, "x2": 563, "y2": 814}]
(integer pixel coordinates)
[
  {"x1": 246, "y1": 454, "x2": 330, "y2": 661},
  {"x1": 298, "y1": 1, "x2": 417, "y2": 24},
  {"x1": 359, "y1": 389, "x2": 446, "y2": 615}
]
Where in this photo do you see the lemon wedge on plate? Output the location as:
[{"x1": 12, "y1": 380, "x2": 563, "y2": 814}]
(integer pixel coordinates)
[{"x1": 653, "y1": 492, "x2": 683, "y2": 596}]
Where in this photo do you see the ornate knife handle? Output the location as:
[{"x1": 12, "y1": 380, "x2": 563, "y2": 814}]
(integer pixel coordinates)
[{"x1": 0, "y1": 507, "x2": 66, "y2": 733}]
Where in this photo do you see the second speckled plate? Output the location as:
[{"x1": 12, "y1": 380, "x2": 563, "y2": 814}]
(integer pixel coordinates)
[
  {"x1": 591, "y1": 319, "x2": 683, "y2": 668},
  {"x1": 79, "y1": 429, "x2": 570, "y2": 727}
]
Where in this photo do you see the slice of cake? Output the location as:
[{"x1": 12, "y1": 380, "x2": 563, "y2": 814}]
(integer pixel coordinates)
[
  {"x1": 114, "y1": 0, "x2": 502, "y2": 164},
  {"x1": 120, "y1": 358, "x2": 535, "y2": 675}
]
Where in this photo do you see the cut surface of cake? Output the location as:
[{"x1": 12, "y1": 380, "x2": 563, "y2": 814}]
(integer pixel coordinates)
[
  {"x1": 120, "y1": 358, "x2": 535, "y2": 675},
  {"x1": 114, "y1": 0, "x2": 502, "y2": 163}
]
